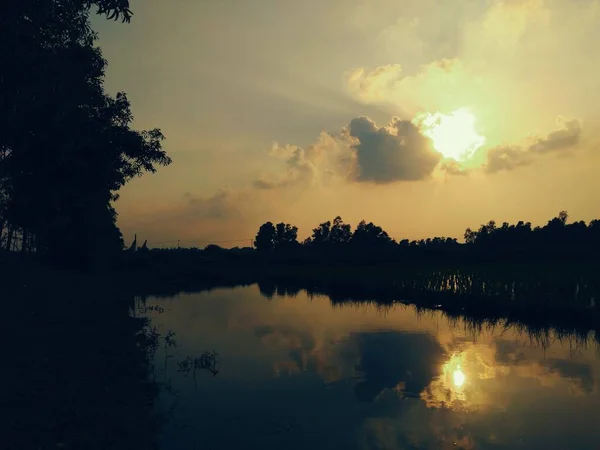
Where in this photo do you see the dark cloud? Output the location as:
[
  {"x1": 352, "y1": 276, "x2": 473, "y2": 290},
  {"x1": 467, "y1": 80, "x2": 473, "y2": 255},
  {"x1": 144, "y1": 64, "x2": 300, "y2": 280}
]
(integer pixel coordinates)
[
  {"x1": 183, "y1": 190, "x2": 241, "y2": 219},
  {"x1": 484, "y1": 145, "x2": 532, "y2": 173},
  {"x1": 529, "y1": 118, "x2": 581, "y2": 153},
  {"x1": 346, "y1": 116, "x2": 441, "y2": 183}
]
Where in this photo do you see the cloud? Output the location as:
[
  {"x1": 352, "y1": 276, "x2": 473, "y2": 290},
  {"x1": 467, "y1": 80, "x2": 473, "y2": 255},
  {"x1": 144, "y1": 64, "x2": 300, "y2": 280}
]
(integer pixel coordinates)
[
  {"x1": 254, "y1": 116, "x2": 440, "y2": 188},
  {"x1": 438, "y1": 159, "x2": 470, "y2": 176},
  {"x1": 255, "y1": 113, "x2": 583, "y2": 187},
  {"x1": 252, "y1": 144, "x2": 316, "y2": 190},
  {"x1": 345, "y1": 116, "x2": 441, "y2": 182},
  {"x1": 482, "y1": 117, "x2": 583, "y2": 173},
  {"x1": 529, "y1": 117, "x2": 582, "y2": 153},
  {"x1": 345, "y1": 59, "x2": 473, "y2": 114},
  {"x1": 183, "y1": 189, "x2": 242, "y2": 220},
  {"x1": 484, "y1": 146, "x2": 532, "y2": 173},
  {"x1": 343, "y1": 0, "x2": 600, "y2": 150}
]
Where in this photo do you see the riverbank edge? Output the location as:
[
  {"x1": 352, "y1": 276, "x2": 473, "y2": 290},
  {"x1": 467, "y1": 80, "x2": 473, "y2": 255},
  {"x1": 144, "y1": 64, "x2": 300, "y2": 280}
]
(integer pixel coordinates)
[{"x1": 2, "y1": 253, "x2": 599, "y2": 338}]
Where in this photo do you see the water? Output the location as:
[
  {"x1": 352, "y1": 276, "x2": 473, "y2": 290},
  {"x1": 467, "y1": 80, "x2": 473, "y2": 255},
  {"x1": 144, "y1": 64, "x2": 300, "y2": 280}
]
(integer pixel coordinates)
[{"x1": 140, "y1": 285, "x2": 600, "y2": 450}]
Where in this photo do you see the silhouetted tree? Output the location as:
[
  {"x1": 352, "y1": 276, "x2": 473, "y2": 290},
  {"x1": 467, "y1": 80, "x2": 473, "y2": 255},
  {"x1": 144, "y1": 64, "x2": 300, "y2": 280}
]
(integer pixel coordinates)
[
  {"x1": 204, "y1": 244, "x2": 226, "y2": 256},
  {"x1": 254, "y1": 222, "x2": 277, "y2": 253},
  {"x1": 329, "y1": 216, "x2": 353, "y2": 245},
  {"x1": 305, "y1": 220, "x2": 332, "y2": 248},
  {"x1": 1, "y1": 0, "x2": 170, "y2": 268},
  {"x1": 274, "y1": 222, "x2": 299, "y2": 251},
  {"x1": 351, "y1": 220, "x2": 394, "y2": 247},
  {"x1": 304, "y1": 216, "x2": 352, "y2": 249},
  {"x1": 254, "y1": 222, "x2": 298, "y2": 253},
  {"x1": 248, "y1": 210, "x2": 598, "y2": 265}
]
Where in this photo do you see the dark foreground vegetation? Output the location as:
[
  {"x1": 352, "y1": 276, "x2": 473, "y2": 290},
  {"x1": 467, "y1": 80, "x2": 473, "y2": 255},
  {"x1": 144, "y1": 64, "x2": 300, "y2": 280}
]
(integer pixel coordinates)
[
  {"x1": 3, "y1": 258, "x2": 220, "y2": 449},
  {"x1": 1, "y1": 0, "x2": 170, "y2": 271},
  {"x1": 3, "y1": 268, "x2": 161, "y2": 449},
  {"x1": 1, "y1": 2, "x2": 206, "y2": 449}
]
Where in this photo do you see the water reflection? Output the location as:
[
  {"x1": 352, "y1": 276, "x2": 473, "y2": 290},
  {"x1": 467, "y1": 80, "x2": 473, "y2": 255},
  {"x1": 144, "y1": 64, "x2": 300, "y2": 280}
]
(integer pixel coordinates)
[
  {"x1": 453, "y1": 365, "x2": 466, "y2": 388},
  {"x1": 351, "y1": 331, "x2": 445, "y2": 403},
  {"x1": 143, "y1": 285, "x2": 600, "y2": 450},
  {"x1": 6, "y1": 287, "x2": 164, "y2": 449}
]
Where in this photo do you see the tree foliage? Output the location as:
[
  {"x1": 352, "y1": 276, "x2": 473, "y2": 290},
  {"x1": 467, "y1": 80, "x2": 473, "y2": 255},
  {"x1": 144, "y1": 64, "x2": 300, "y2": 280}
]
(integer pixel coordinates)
[
  {"x1": 253, "y1": 211, "x2": 600, "y2": 264},
  {"x1": 254, "y1": 222, "x2": 299, "y2": 253},
  {"x1": 351, "y1": 220, "x2": 393, "y2": 247},
  {"x1": 1, "y1": 0, "x2": 171, "y2": 268},
  {"x1": 304, "y1": 216, "x2": 353, "y2": 248}
]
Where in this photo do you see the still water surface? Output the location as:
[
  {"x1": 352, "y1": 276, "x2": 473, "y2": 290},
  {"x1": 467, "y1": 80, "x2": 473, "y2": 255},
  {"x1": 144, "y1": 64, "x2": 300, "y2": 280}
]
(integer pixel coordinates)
[{"x1": 140, "y1": 285, "x2": 600, "y2": 450}]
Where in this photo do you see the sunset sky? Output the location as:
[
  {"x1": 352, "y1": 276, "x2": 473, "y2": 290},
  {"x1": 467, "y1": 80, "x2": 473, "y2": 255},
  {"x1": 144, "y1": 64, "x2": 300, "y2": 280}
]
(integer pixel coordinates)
[{"x1": 93, "y1": 0, "x2": 600, "y2": 248}]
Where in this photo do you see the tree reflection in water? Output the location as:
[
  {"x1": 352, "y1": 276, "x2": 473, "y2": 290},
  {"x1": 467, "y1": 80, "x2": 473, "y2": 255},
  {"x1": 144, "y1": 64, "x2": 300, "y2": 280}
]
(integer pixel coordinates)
[{"x1": 4, "y1": 280, "x2": 218, "y2": 450}]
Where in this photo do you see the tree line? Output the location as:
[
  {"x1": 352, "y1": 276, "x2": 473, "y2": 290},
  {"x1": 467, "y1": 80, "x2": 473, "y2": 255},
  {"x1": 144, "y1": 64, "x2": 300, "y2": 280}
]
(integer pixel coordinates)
[
  {"x1": 0, "y1": 1, "x2": 170, "y2": 269},
  {"x1": 253, "y1": 211, "x2": 600, "y2": 263}
]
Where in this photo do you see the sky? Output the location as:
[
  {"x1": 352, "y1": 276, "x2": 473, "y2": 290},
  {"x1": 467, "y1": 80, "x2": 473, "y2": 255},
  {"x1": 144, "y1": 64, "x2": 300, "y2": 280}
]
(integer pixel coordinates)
[{"x1": 93, "y1": 0, "x2": 600, "y2": 248}]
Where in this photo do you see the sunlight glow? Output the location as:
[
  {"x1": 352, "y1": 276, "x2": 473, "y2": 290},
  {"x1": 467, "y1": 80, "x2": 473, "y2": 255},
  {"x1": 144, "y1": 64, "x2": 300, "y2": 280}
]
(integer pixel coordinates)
[{"x1": 414, "y1": 108, "x2": 485, "y2": 161}]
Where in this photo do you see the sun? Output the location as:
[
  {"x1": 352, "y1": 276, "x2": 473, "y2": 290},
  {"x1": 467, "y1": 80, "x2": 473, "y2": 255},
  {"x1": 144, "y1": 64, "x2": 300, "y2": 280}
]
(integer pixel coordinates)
[{"x1": 414, "y1": 108, "x2": 485, "y2": 161}]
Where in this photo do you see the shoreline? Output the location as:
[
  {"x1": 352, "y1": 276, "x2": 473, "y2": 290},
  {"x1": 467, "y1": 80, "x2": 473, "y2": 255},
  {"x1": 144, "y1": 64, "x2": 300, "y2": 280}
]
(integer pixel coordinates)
[{"x1": 3, "y1": 253, "x2": 598, "y2": 342}]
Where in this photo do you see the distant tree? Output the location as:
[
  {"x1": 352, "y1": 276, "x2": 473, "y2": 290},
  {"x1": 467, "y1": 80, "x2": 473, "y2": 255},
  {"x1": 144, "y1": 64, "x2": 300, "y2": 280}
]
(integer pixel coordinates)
[
  {"x1": 464, "y1": 228, "x2": 477, "y2": 244},
  {"x1": 558, "y1": 210, "x2": 569, "y2": 224},
  {"x1": 304, "y1": 216, "x2": 352, "y2": 248},
  {"x1": 274, "y1": 223, "x2": 299, "y2": 251},
  {"x1": 329, "y1": 216, "x2": 353, "y2": 245},
  {"x1": 351, "y1": 220, "x2": 393, "y2": 247},
  {"x1": 546, "y1": 210, "x2": 569, "y2": 230},
  {"x1": 254, "y1": 222, "x2": 277, "y2": 253},
  {"x1": 589, "y1": 220, "x2": 600, "y2": 246},
  {"x1": 306, "y1": 220, "x2": 331, "y2": 247},
  {"x1": 254, "y1": 222, "x2": 298, "y2": 253},
  {"x1": 204, "y1": 244, "x2": 226, "y2": 256}
]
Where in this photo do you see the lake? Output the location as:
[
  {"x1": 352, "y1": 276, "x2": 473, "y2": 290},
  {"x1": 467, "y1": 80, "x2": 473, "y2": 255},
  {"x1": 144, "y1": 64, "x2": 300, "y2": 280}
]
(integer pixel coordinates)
[{"x1": 138, "y1": 284, "x2": 600, "y2": 450}]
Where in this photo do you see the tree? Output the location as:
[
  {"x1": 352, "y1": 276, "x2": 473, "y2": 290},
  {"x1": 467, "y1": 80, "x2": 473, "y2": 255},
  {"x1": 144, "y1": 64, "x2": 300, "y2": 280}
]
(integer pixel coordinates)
[
  {"x1": 558, "y1": 210, "x2": 569, "y2": 224},
  {"x1": 329, "y1": 216, "x2": 353, "y2": 245},
  {"x1": 274, "y1": 223, "x2": 299, "y2": 251},
  {"x1": 304, "y1": 216, "x2": 352, "y2": 248},
  {"x1": 1, "y1": 0, "x2": 171, "y2": 268},
  {"x1": 254, "y1": 222, "x2": 277, "y2": 253},
  {"x1": 254, "y1": 222, "x2": 299, "y2": 253},
  {"x1": 306, "y1": 220, "x2": 331, "y2": 247},
  {"x1": 464, "y1": 228, "x2": 477, "y2": 244},
  {"x1": 351, "y1": 220, "x2": 393, "y2": 247}
]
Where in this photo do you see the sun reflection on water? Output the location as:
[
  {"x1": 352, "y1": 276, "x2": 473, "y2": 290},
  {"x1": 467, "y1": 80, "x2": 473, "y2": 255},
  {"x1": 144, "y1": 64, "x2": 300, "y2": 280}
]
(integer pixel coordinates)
[
  {"x1": 421, "y1": 352, "x2": 471, "y2": 409},
  {"x1": 453, "y1": 366, "x2": 466, "y2": 388}
]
